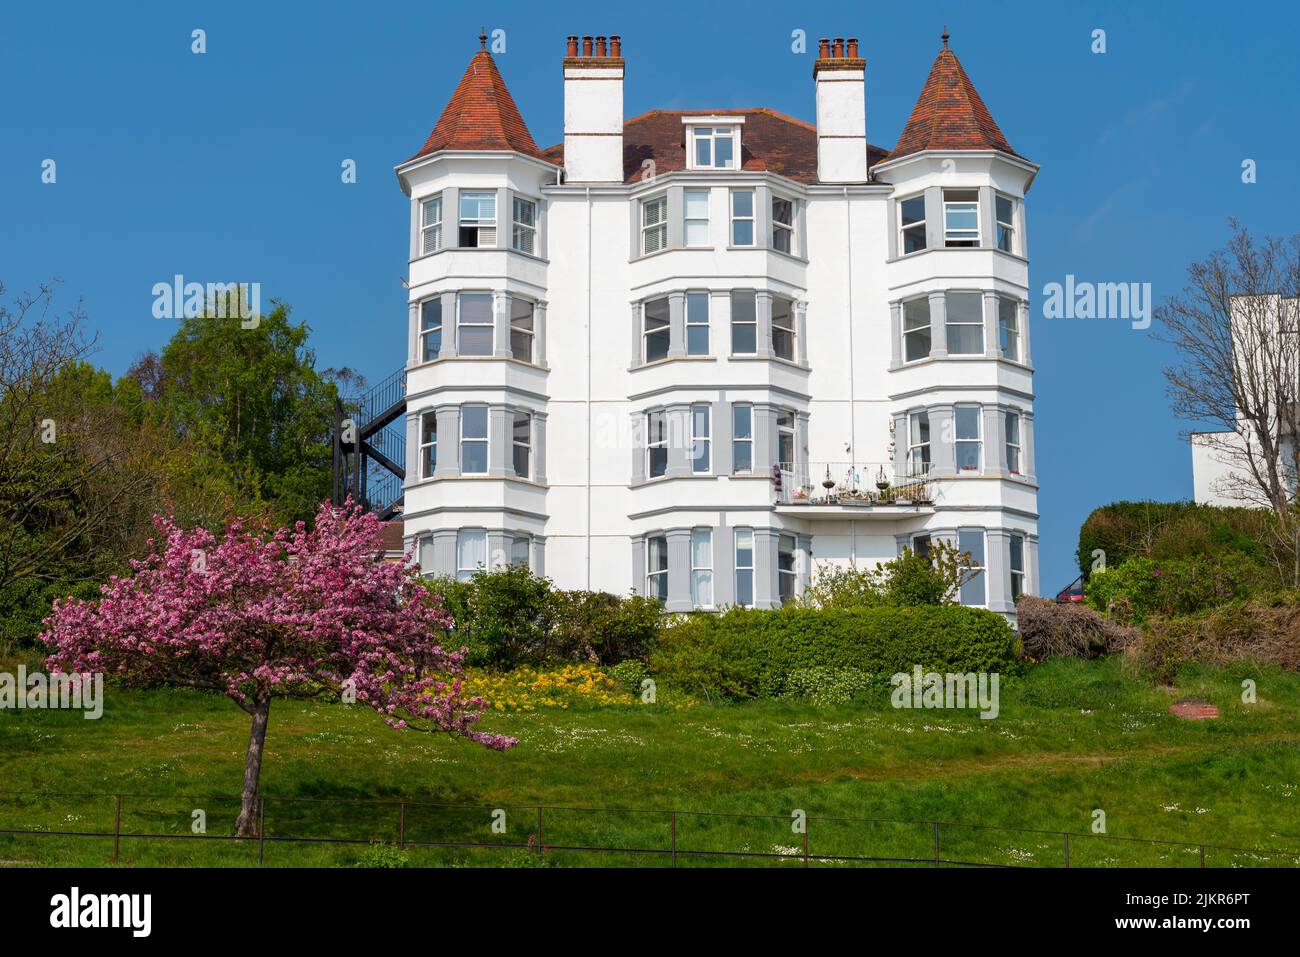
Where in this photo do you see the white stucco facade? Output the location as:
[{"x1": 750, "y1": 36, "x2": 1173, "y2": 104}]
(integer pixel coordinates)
[{"x1": 395, "y1": 33, "x2": 1040, "y2": 618}]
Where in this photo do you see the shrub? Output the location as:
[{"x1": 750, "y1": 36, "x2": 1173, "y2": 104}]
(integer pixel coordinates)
[
  {"x1": 549, "y1": 590, "x2": 661, "y2": 665},
  {"x1": 782, "y1": 666, "x2": 874, "y2": 706},
  {"x1": 606, "y1": 659, "x2": 652, "y2": 696},
  {"x1": 1130, "y1": 594, "x2": 1300, "y2": 681},
  {"x1": 425, "y1": 569, "x2": 660, "y2": 669},
  {"x1": 1076, "y1": 500, "x2": 1277, "y2": 580},
  {"x1": 799, "y1": 540, "x2": 975, "y2": 609},
  {"x1": 354, "y1": 843, "x2": 410, "y2": 868},
  {"x1": 1015, "y1": 596, "x2": 1138, "y2": 661},
  {"x1": 651, "y1": 605, "x2": 1020, "y2": 699},
  {"x1": 1085, "y1": 554, "x2": 1262, "y2": 624}
]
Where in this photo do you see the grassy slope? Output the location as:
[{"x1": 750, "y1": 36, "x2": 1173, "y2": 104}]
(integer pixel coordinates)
[{"x1": 1, "y1": 654, "x2": 1298, "y2": 867}]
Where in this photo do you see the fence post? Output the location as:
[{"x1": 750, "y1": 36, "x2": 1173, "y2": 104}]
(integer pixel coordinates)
[
  {"x1": 257, "y1": 796, "x2": 266, "y2": 866},
  {"x1": 398, "y1": 801, "x2": 406, "y2": 850},
  {"x1": 112, "y1": 794, "x2": 121, "y2": 863},
  {"x1": 671, "y1": 811, "x2": 677, "y2": 868},
  {"x1": 1064, "y1": 833, "x2": 1070, "y2": 868},
  {"x1": 536, "y1": 806, "x2": 543, "y2": 857},
  {"x1": 933, "y1": 822, "x2": 940, "y2": 868}
]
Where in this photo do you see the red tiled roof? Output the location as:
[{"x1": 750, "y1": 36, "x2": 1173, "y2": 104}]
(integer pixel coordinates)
[
  {"x1": 411, "y1": 47, "x2": 549, "y2": 163},
  {"x1": 889, "y1": 37, "x2": 1020, "y2": 161},
  {"x1": 542, "y1": 108, "x2": 889, "y2": 185}
]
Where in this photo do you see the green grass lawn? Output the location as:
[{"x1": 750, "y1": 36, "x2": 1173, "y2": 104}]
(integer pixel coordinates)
[{"x1": 1, "y1": 652, "x2": 1298, "y2": 868}]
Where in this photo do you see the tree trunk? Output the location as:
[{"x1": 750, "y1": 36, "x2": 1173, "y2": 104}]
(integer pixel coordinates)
[{"x1": 234, "y1": 693, "x2": 271, "y2": 837}]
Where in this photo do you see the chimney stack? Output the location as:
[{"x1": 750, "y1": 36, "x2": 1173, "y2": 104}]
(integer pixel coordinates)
[
  {"x1": 813, "y1": 32, "x2": 867, "y2": 182},
  {"x1": 563, "y1": 32, "x2": 626, "y2": 182}
]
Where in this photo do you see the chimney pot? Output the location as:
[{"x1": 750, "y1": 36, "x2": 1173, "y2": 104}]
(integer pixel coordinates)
[
  {"x1": 847, "y1": 37, "x2": 858, "y2": 58},
  {"x1": 596, "y1": 35, "x2": 607, "y2": 57},
  {"x1": 566, "y1": 35, "x2": 578, "y2": 57},
  {"x1": 833, "y1": 37, "x2": 845, "y2": 58},
  {"x1": 818, "y1": 37, "x2": 830, "y2": 59},
  {"x1": 610, "y1": 35, "x2": 621, "y2": 57},
  {"x1": 582, "y1": 35, "x2": 593, "y2": 56}
]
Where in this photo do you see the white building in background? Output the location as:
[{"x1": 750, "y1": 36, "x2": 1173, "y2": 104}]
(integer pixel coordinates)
[
  {"x1": 394, "y1": 30, "x2": 1040, "y2": 617},
  {"x1": 1191, "y1": 294, "x2": 1300, "y2": 508}
]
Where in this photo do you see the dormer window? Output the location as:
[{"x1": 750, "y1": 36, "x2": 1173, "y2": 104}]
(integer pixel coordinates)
[{"x1": 683, "y1": 117, "x2": 745, "y2": 170}]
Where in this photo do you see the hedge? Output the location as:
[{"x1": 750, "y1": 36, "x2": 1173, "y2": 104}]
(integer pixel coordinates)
[
  {"x1": 1076, "y1": 500, "x2": 1274, "y2": 580},
  {"x1": 650, "y1": 605, "x2": 1020, "y2": 699},
  {"x1": 1085, "y1": 554, "x2": 1262, "y2": 624}
]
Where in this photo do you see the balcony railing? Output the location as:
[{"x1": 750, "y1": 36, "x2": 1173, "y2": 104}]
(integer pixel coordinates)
[{"x1": 775, "y1": 461, "x2": 935, "y2": 507}]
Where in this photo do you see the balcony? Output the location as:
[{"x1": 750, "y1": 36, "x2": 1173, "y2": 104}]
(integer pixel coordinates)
[{"x1": 774, "y1": 461, "x2": 936, "y2": 519}]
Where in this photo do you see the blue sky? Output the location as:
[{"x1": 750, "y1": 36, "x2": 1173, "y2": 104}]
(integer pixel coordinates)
[{"x1": 3, "y1": 0, "x2": 1298, "y2": 592}]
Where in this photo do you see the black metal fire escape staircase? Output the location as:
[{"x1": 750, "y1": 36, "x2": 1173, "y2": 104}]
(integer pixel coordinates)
[{"x1": 331, "y1": 366, "x2": 406, "y2": 521}]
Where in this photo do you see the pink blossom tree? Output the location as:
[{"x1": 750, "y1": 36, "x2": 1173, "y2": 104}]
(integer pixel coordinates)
[{"x1": 42, "y1": 500, "x2": 515, "y2": 836}]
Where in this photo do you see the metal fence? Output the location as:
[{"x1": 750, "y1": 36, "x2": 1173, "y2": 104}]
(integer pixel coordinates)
[{"x1": 1, "y1": 790, "x2": 1296, "y2": 868}]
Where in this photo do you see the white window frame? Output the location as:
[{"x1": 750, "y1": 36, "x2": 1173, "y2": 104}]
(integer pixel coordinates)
[
  {"x1": 908, "y1": 411, "x2": 931, "y2": 476},
  {"x1": 730, "y1": 290, "x2": 757, "y2": 355},
  {"x1": 898, "y1": 193, "x2": 927, "y2": 255},
  {"x1": 419, "y1": 410, "x2": 437, "y2": 479},
  {"x1": 646, "y1": 534, "x2": 669, "y2": 603},
  {"x1": 1009, "y1": 532, "x2": 1025, "y2": 600},
  {"x1": 734, "y1": 528, "x2": 755, "y2": 608},
  {"x1": 943, "y1": 188, "x2": 980, "y2": 247},
  {"x1": 643, "y1": 296, "x2": 670, "y2": 363},
  {"x1": 778, "y1": 532, "x2": 797, "y2": 605},
  {"x1": 686, "y1": 291, "x2": 710, "y2": 356},
  {"x1": 456, "y1": 529, "x2": 487, "y2": 582},
  {"x1": 458, "y1": 191, "x2": 497, "y2": 248},
  {"x1": 1005, "y1": 410, "x2": 1022, "y2": 475},
  {"x1": 771, "y1": 195, "x2": 794, "y2": 254},
  {"x1": 902, "y1": 296, "x2": 931, "y2": 363},
  {"x1": 777, "y1": 409, "x2": 796, "y2": 470},
  {"x1": 456, "y1": 292, "x2": 494, "y2": 356},
  {"x1": 421, "y1": 193, "x2": 443, "y2": 255},
  {"x1": 641, "y1": 196, "x2": 667, "y2": 254},
  {"x1": 998, "y1": 295, "x2": 1020, "y2": 362},
  {"x1": 732, "y1": 403, "x2": 753, "y2": 474},
  {"x1": 955, "y1": 404, "x2": 983, "y2": 473},
  {"x1": 646, "y1": 410, "x2": 668, "y2": 479},
  {"x1": 958, "y1": 529, "x2": 986, "y2": 606},
  {"x1": 730, "y1": 189, "x2": 755, "y2": 247},
  {"x1": 945, "y1": 291, "x2": 985, "y2": 356},
  {"x1": 995, "y1": 193, "x2": 1016, "y2": 254},
  {"x1": 512, "y1": 410, "x2": 531, "y2": 479},
  {"x1": 690, "y1": 403, "x2": 711, "y2": 474},
  {"x1": 690, "y1": 528, "x2": 713, "y2": 608},
  {"x1": 772, "y1": 295, "x2": 795, "y2": 361},
  {"x1": 684, "y1": 189, "x2": 710, "y2": 247},
  {"x1": 459, "y1": 403, "x2": 489, "y2": 475},
  {"x1": 511, "y1": 196, "x2": 537, "y2": 254},
  {"x1": 420, "y1": 297, "x2": 442, "y2": 363},
  {"x1": 509, "y1": 297, "x2": 535, "y2": 363}
]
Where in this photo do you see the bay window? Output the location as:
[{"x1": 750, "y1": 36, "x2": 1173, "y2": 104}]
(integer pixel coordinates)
[
  {"x1": 420, "y1": 297, "x2": 442, "y2": 362},
  {"x1": 421, "y1": 193, "x2": 442, "y2": 255},
  {"x1": 510, "y1": 298, "x2": 535, "y2": 363},
  {"x1": 646, "y1": 535, "x2": 669, "y2": 603},
  {"x1": 998, "y1": 295, "x2": 1020, "y2": 361},
  {"x1": 691, "y1": 529, "x2": 713, "y2": 608},
  {"x1": 772, "y1": 295, "x2": 795, "y2": 361},
  {"x1": 643, "y1": 297, "x2": 670, "y2": 362},
  {"x1": 734, "y1": 529, "x2": 754, "y2": 608},
  {"x1": 646, "y1": 410, "x2": 668, "y2": 478},
  {"x1": 778, "y1": 533, "x2": 797, "y2": 604},
  {"x1": 732, "y1": 404, "x2": 753, "y2": 473},
  {"x1": 512, "y1": 411, "x2": 531, "y2": 478},
  {"x1": 511, "y1": 196, "x2": 537, "y2": 254},
  {"x1": 686, "y1": 292, "x2": 710, "y2": 355},
  {"x1": 690, "y1": 404, "x2": 711, "y2": 474},
  {"x1": 1005, "y1": 411, "x2": 1022, "y2": 474},
  {"x1": 457, "y1": 529, "x2": 486, "y2": 582},
  {"x1": 419, "y1": 411, "x2": 437, "y2": 479},
  {"x1": 908, "y1": 411, "x2": 931, "y2": 475},
  {"x1": 958, "y1": 529, "x2": 985, "y2": 606},
  {"x1": 996, "y1": 194, "x2": 1016, "y2": 253},
  {"x1": 777, "y1": 410, "x2": 796, "y2": 469},
  {"x1": 731, "y1": 291, "x2": 757, "y2": 354},
  {"x1": 772, "y1": 196, "x2": 794, "y2": 253},
  {"x1": 1010, "y1": 533, "x2": 1025, "y2": 600}
]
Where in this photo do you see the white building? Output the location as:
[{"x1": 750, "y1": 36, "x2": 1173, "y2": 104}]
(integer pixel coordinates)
[{"x1": 394, "y1": 30, "x2": 1039, "y2": 617}]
